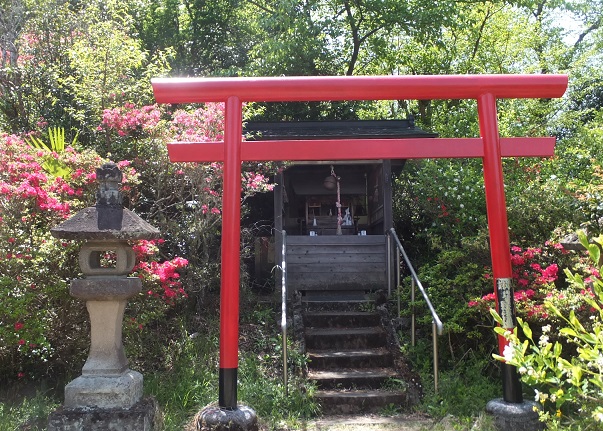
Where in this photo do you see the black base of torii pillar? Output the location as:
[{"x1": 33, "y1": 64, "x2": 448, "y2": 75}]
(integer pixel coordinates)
[
  {"x1": 196, "y1": 404, "x2": 258, "y2": 431},
  {"x1": 486, "y1": 399, "x2": 544, "y2": 431}
]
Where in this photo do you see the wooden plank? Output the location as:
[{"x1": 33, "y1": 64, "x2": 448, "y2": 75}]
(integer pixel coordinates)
[
  {"x1": 285, "y1": 234, "x2": 387, "y2": 291},
  {"x1": 287, "y1": 235, "x2": 386, "y2": 246},
  {"x1": 288, "y1": 263, "x2": 384, "y2": 274},
  {"x1": 383, "y1": 160, "x2": 393, "y2": 233},
  {"x1": 287, "y1": 246, "x2": 385, "y2": 256},
  {"x1": 287, "y1": 272, "x2": 386, "y2": 282},
  {"x1": 274, "y1": 172, "x2": 284, "y2": 291},
  {"x1": 287, "y1": 253, "x2": 385, "y2": 264}
]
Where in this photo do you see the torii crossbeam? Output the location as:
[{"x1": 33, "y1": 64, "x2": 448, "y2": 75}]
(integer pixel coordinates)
[{"x1": 152, "y1": 74, "x2": 568, "y2": 409}]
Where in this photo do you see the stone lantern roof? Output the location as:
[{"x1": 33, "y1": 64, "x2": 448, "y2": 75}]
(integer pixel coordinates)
[{"x1": 51, "y1": 162, "x2": 160, "y2": 241}]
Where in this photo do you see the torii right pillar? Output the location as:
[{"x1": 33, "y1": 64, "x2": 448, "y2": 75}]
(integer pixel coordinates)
[{"x1": 479, "y1": 93, "x2": 543, "y2": 431}]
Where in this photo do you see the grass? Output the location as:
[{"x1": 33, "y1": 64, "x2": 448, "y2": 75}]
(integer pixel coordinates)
[
  {"x1": 0, "y1": 297, "x2": 318, "y2": 430},
  {"x1": 0, "y1": 294, "x2": 504, "y2": 430},
  {"x1": 0, "y1": 390, "x2": 59, "y2": 431},
  {"x1": 400, "y1": 334, "x2": 502, "y2": 431}
]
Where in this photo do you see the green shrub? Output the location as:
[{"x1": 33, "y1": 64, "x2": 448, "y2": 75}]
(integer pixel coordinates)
[{"x1": 493, "y1": 231, "x2": 603, "y2": 430}]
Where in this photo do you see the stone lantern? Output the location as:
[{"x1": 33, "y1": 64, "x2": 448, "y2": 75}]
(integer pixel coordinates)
[{"x1": 49, "y1": 162, "x2": 160, "y2": 412}]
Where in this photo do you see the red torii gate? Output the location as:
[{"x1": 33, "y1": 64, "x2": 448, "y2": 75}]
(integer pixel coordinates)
[{"x1": 152, "y1": 74, "x2": 568, "y2": 410}]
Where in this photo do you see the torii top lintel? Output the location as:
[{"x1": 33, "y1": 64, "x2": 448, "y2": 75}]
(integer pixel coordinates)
[
  {"x1": 151, "y1": 74, "x2": 568, "y2": 163},
  {"x1": 152, "y1": 74, "x2": 567, "y2": 104}
]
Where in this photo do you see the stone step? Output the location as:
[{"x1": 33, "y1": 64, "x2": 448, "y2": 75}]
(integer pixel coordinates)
[
  {"x1": 315, "y1": 389, "x2": 407, "y2": 415},
  {"x1": 308, "y1": 368, "x2": 399, "y2": 389},
  {"x1": 305, "y1": 327, "x2": 386, "y2": 350},
  {"x1": 304, "y1": 311, "x2": 381, "y2": 328},
  {"x1": 308, "y1": 348, "x2": 393, "y2": 369}
]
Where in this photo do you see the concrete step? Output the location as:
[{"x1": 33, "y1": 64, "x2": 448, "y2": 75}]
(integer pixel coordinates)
[
  {"x1": 308, "y1": 348, "x2": 393, "y2": 369},
  {"x1": 304, "y1": 311, "x2": 381, "y2": 328},
  {"x1": 305, "y1": 327, "x2": 386, "y2": 350},
  {"x1": 315, "y1": 389, "x2": 407, "y2": 414},
  {"x1": 308, "y1": 368, "x2": 399, "y2": 390}
]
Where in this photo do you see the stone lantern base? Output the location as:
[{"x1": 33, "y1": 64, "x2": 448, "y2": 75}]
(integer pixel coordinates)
[
  {"x1": 64, "y1": 369, "x2": 143, "y2": 409},
  {"x1": 48, "y1": 397, "x2": 159, "y2": 431}
]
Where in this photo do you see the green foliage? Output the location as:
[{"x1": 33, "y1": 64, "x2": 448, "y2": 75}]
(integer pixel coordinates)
[
  {"x1": 25, "y1": 127, "x2": 78, "y2": 178},
  {"x1": 0, "y1": 391, "x2": 59, "y2": 431},
  {"x1": 63, "y1": 4, "x2": 172, "y2": 146},
  {"x1": 405, "y1": 339, "x2": 500, "y2": 420},
  {"x1": 492, "y1": 231, "x2": 603, "y2": 430},
  {"x1": 135, "y1": 0, "x2": 252, "y2": 76},
  {"x1": 1, "y1": 301, "x2": 318, "y2": 430},
  {"x1": 411, "y1": 248, "x2": 491, "y2": 338},
  {"x1": 0, "y1": 0, "x2": 79, "y2": 134},
  {"x1": 141, "y1": 303, "x2": 318, "y2": 430}
]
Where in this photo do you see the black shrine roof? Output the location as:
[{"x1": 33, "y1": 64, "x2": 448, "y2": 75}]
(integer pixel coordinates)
[{"x1": 244, "y1": 119, "x2": 437, "y2": 140}]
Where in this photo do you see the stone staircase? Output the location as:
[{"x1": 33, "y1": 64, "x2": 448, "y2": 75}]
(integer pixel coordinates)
[{"x1": 301, "y1": 295, "x2": 415, "y2": 415}]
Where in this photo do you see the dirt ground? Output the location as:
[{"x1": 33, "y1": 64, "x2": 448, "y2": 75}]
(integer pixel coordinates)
[
  {"x1": 273, "y1": 412, "x2": 495, "y2": 431},
  {"x1": 299, "y1": 414, "x2": 434, "y2": 430}
]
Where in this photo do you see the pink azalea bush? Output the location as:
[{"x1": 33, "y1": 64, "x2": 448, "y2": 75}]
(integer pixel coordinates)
[
  {"x1": 0, "y1": 134, "x2": 188, "y2": 380},
  {"x1": 2, "y1": 101, "x2": 280, "y2": 381},
  {"x1": 132, "y1": 239, "x2": 188, "y2": 303},
  {"x1": 99, "y1": 103, "x2": 162, "y2": 137},
  {"x1": 98, "y1": 102, "x2": 277, "y2": 296},
  {"x1": 468, "y1": 241, "x2": 598, "y2": 324}
]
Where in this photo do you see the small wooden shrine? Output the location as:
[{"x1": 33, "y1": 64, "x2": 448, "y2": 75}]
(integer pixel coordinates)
[{"x1": 245, "y1": 119, "x2": 436, "y2": 296}]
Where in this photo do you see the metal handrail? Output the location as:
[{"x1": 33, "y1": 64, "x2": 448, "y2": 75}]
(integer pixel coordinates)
[
  {"x1": 280, "y1": 230, "x2": 288, "y2": 396},
  {"x1": 387, "y1": 227, "x2": 444, "y2": 392}
]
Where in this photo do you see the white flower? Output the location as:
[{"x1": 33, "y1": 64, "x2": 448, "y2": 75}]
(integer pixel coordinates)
[
  {"x1": 503, "y1": 344, "x2": 515, "y2": 362},
  {"x1": 542, "y1": 324, "x2": 551, "y2": 333},
  {"x1": 519, "y1": 366, "x2": 527, "y2": 374},
  {"x1": 538, "y1": 335, "x2": 550, "y2": 347},
  {"x1": 534, "y1": 389, "x2": 541, "y2": 402}
]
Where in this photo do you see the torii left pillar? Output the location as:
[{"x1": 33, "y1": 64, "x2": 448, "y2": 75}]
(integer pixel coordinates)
[{"x1": 194, "y1": 97, "x2": 259, "y2": 431}]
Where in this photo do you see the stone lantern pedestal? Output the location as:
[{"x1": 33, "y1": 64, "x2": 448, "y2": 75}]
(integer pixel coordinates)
[{"x1": 47, "y1": 163, "x2": 161, "y2": 430}]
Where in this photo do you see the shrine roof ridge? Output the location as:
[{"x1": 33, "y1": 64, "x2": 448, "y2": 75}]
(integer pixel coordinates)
[{"x1": 244, "y1": 119, "x2": 438, "y2": 140}]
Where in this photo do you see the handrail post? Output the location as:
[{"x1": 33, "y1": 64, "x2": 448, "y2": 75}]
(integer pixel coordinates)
[
  {"x1": 388, "y1": 228, "x2": 443, "y2": 395},
  {"x1": 396, "y1": 246, "x2": 401, "y2": 317},
  {"x1": 411, "y1": 278, "x2": 416, "y2": 347},
  {"x1": 433, "y1": 321, "x2": 439, "y2": 393},
  {"x1": 386, "y1": 233, "x2": 392, "y2": 297},
  {"x1": 281, "y1": 231, "x2": 288, "y2": 396}
]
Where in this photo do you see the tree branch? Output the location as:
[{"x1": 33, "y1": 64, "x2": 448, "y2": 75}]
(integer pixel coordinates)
[
  {"x1": 246, "y1": 0, "x2": 275, "y2": 14},
  {"x1": 573, "y1": 17, "x2": 601, "y2": 50}
]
